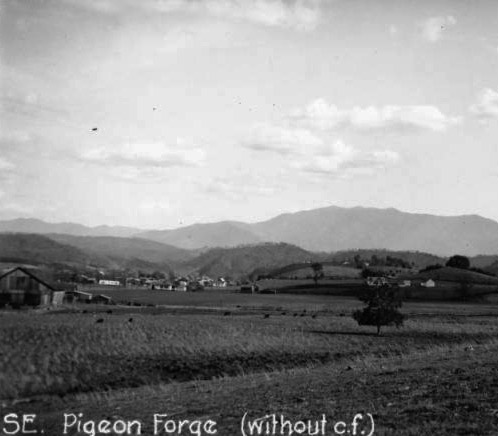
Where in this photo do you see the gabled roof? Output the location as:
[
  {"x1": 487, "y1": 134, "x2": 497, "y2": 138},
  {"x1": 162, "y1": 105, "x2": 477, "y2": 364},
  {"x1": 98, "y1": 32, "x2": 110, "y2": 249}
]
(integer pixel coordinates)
[
  {"x1": 0, "y1": 267, "x2": 55, "y2": 291},
  {"x1": 93, "y1": 294, "x2": 112, "y2": 300},
  {"x1": 67, "y1": 290, "x2": 93, "y2": 297}
]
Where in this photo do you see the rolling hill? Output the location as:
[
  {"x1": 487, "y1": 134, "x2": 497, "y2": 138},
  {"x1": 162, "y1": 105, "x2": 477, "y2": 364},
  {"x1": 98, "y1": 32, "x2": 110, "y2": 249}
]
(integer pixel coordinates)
[
  {"x1": 46, "y1": 234, "x2": 195, "y2": 265},
  {"x1": 323, "y1": 249, "x2": 446, "y2": 269},
  {"x1": 180, "y1": 242, "x2": 314, "y2": 279},
  {"x1": 414, "y1": 267, "x2": 498, "y2": 286},
  {"x1": 0, "y1": 233, "x2": 191, "y2": 272},
  {"x1": 0, "y1": 233, "x2": 97, "y2": 267}
]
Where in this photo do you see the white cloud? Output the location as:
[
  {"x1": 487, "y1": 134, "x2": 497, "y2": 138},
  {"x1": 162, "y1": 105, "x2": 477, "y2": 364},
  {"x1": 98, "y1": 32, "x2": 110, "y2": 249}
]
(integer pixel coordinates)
[
  {"x1": 205, "y1": 175, "x2": 278, "y2": 199},
  {"x1": 0, "y1": 201, "x2": 35, "y2": 215},
  {"x1": 289, "y1": 98, "x2": 460, "y2": 132},
  {"x1": 159, "y1": 22, "x2": 248, "y2": 54},
  {"x1": 0, "y1": 157, "x2": 15, "y2": 171},
  {"x1": 291, "y1": 140, "x2": 356, "y2": 173},
  {"x1": 243, "y1": 123, "x2": 399, "y2": 177},
  {"x1": 138, "y1": 200, "x2": 171, "y2": 211},
  {"x1": 244, "y1": 123, "x2": 323, "y2": 154},
  {"x1": 63, "y1": 0, "x2": 322, "y2": 31},
  {"x1": 291, "y1": 141, "x2": 399, "y2": 176},
  {"x1": 202, "y1": 0, "x2": 321, "y2": 31},
  {"x1": 0, "y1": 157, "x2": 16, "y2": 185},
  {"x1": 0, "y1": 130, "x2": 33, "y2": 145},
  {"x1": 79, "y1": 140, "x2": 206, "y2": 181},
  {"x1": 80, "y1": 140, "x2": 205, "y2": 168},
  {"x1": 419, "y1": 15, "x2": 457, "y2": 43},
  {"x1": 469, "y1": 88, "x2": 498, "y2": 121},
  {"x1": 61, "y1": 0, "x2": 122, "y2": 14}
]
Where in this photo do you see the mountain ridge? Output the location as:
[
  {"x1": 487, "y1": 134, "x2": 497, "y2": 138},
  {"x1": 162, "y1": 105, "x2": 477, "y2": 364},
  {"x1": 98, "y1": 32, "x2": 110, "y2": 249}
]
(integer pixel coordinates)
[{"x1": 2, "y1": 205, "x2": 498, "y2": 256}]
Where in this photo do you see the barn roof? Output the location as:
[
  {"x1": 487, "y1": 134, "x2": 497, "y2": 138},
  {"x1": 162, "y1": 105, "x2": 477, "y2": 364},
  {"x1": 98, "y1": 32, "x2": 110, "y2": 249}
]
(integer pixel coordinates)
[{"x1": 0, "y1": 267, "x2": 55, "y2": 291}]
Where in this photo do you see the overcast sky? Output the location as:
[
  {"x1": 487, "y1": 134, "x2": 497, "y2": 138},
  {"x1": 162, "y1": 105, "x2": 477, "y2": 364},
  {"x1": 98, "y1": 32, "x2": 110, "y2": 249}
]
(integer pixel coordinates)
[{"x1": 1, "y1": 0, "x2": 498, "y2": 229}]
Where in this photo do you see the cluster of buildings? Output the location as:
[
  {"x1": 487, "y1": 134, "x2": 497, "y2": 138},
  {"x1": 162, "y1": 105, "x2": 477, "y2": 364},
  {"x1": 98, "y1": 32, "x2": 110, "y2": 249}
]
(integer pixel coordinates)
[
  {"x1": 365, "y1": 276, "x2": 436, "y2": 288},
  {"x1": 0, "y1": 267, "x2": 114, "y2": 308},
  {"x1": 124, "y1": 275, "x2": 232, "y2": 291}
]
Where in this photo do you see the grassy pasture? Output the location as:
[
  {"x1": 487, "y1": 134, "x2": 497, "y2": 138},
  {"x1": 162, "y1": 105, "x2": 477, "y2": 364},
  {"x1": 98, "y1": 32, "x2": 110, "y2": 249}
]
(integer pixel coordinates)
[
  {"x1": 1, "y1": 300, "x2": 497, "y2": 399},
  {"x1": 1, "y1": 297, "x2": 497, "y2": 435},
  {"x1": 255, "y1": 278, "x2": 365, "y2": 296},
  {"x1": 416, "y1": 266, "x2": 498, "y2": 285},
  {"x1": 273, "y1": 264, "x2": 362, "y2": 279},
  {"x1": 81, "y1": 287, "x2": 364, "y2": 310}
]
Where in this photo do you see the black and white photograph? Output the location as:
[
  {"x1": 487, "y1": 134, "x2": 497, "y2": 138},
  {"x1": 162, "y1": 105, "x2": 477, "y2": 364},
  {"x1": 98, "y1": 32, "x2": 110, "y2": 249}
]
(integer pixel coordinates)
[{"x1": 1, "y1": 0, "x2": 498, "y2": 434}]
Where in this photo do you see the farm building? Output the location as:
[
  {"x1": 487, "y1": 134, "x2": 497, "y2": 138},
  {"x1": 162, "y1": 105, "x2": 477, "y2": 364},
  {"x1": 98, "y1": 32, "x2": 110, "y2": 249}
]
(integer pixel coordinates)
[
  {"x1": 420, "y1": 279, "x2": 436, "y2": 288},
  {"x1": 0, "y1": 267, "x2": 65, "y2": 308},
  {"x1": 240, "y1": 284, "x2": 259, "y2": 293},
  {"x1": 366, "y1": 276, "x2": 389, "y2": 287},
  {"x1": 63, "y1": 290, "x2": 93, "y2": 304},
  {"x1": 214, "y1": 277, "x2": 227, "y2": 287},
  {"x1": 92, "y1": 294, "x2": 113, "y2": 305},
  {"x1": 98, "y1": 279, "x2": 121, "y2": 286}
]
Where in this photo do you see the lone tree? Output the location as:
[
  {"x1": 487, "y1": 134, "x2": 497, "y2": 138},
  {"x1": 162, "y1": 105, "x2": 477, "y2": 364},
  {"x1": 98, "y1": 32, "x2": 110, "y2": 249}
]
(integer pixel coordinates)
[
  {"x1": 446, "y1": 255, "x2": 470, "y2": 270},
  {"x1": 353, "y1": 285, "x2": 404, "y2": 335},
  {"x1": 311, "y1": 262, "x2": 324, "y2": 285}
]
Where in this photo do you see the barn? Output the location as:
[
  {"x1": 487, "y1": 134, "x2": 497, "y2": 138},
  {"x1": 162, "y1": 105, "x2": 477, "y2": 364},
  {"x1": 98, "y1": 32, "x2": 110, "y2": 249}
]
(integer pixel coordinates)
[
  {"x1": 0, "y1": 267, "x2": 65, "y2": 308},
  {"x1": 63, "y1": 290, "x2": 93, "y2": 304},
  {"x1": 92, "y1": 294, "x2": 113, "y2": 305}
]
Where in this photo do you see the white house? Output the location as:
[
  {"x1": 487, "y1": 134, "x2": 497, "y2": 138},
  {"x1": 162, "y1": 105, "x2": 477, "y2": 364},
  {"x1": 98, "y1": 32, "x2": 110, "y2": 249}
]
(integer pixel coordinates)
[
  {"x1": 99, "y1": 279, "x2": 121, "y2": 286},
  {"x1": 366, "y1": 276, "x2": 388, "y2": 287},
  {"x1": 420, "y1": 279, "x2": 436, "y2": 288},
  {"x1": 214, "y1": 278, "x2": 227, "y2": 288}
]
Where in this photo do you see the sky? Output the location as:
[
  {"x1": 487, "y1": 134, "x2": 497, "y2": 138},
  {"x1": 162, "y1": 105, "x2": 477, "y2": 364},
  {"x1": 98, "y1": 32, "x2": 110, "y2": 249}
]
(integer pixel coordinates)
[{"x1": 1, "y1": 0, "x2": 498, "y2": 229}]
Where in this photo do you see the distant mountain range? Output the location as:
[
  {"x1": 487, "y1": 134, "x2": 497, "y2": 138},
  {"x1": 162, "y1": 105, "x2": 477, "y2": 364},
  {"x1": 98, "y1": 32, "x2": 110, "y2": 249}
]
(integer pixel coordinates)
[
  {"x1": 0, "y1": 218, "x2": 141, "y2": 238},
  {"x1": 139, "y1": 221, "x2": 261, "y2": 250},
  {"x1": 139, "y1": 206, "x2": 498, "y2": 256},
  {"x1": 2, "y1": 205, "x2": 498, "y2": 256}
]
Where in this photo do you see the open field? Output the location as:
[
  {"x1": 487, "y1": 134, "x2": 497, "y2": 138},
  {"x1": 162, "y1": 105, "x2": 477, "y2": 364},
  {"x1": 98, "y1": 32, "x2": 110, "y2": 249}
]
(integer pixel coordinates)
[
  {"x1": 80, "y1": 286, "x2": 364, "y2": 309},
  {"x1": 73, "y1": 284, "x2": 498, "y2": 311},
  {"x1": 1, "y1": 296, "x2": 498, "y2": 435},
  {"x1": 271, "y1": 263, "x2": 362, "y2": 279},
  {"x1": 257, "y1": 278, "x2": 364, "y2": 290},
  {"x1": 416, "y1": 266, "x2": 498, "y2": 285}
]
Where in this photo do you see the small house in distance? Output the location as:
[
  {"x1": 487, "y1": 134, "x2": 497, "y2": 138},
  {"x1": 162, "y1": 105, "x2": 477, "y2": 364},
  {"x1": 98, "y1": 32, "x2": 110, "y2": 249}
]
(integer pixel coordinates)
[
  {"x1": 98, "y1": 279, "x2": 121, "y2": 286},
  {"x1": 92, "y1": 294, "x2": 113, "y2": 305},
  {"x1": 63, "y1": 290, "x2": 93, "y2": 304},
  {"x1": 366, "y1": 276, "x2": 389, "y2": 287},
  {"x1": 420, "y1": 279, "x2": 436, "y2": 288},
  {"x1": 0, "y1": 267, "x2": 65, "y2": 308}
]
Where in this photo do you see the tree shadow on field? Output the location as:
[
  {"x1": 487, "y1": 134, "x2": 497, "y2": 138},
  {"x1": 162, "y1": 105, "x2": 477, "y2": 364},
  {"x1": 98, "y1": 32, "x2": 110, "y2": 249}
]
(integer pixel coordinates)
[
  {"x1": 307, "y1": 329, "x2": 383, "y2": 337},
  {"x1": 307, "y1": 328, "x2": 492, "y2": 343}
]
